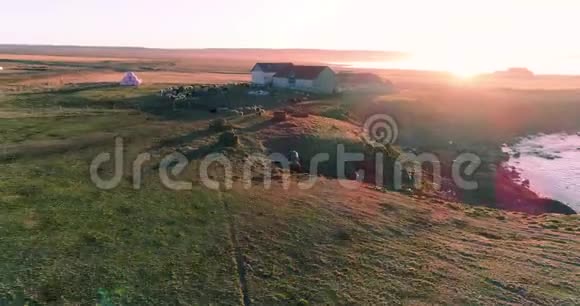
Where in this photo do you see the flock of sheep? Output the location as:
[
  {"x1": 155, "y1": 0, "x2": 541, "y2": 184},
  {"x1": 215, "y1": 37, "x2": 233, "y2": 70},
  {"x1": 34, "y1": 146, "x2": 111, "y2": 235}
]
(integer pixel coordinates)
[
  {"x1": 158, "y1": 83, "x2": 250, "y2": 101},
  {"x1": 211, "y1": 105, "x2": 266, "y2": 116},
  {"x1": 158, "y1": 82, "x2": 312, "y2": 117},
  {"x1": 158, "y1": 83, "x2": 266, "y2": 116}
]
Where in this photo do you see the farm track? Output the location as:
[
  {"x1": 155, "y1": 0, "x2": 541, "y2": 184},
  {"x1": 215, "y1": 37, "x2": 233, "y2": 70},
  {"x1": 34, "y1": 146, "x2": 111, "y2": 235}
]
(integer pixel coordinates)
[
  {"x1": 0, "y1": 133, "x2": 117, "y2": 161},
  {"x1": 0, "y1": 109, "x2": 131, "y2": 119},
  {"x1": 219, "y1": 189, "x2": 252, "y2": 306}
]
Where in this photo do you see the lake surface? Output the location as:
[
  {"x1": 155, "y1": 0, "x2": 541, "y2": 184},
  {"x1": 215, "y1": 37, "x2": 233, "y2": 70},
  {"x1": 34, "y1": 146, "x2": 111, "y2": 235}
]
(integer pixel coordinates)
[
  {"x1": 503, "y1": 133, "x2": 580, "y2": 212},
  {"x1": 333, "y1": 55, "x2": 580, "y2": 76}
]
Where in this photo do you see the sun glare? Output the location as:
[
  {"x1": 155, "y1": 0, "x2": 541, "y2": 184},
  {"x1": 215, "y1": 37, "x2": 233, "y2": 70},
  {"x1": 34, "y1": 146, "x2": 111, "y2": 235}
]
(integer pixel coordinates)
[
  {"x1": 418, "y1": 51, "x2": 499, "y2": 78},
  {"x1": 343, "y1": 52, "x2": 501, "y2": 78},
  {"x1": 449, "y1": 68, "x2": 479, "y2": 79}
]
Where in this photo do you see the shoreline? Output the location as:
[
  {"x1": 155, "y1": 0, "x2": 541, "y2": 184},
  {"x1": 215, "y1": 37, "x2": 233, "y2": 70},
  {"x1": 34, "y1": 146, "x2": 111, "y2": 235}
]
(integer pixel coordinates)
[
  {"x1": 433, "y1": 138, "x2": 578, "y2": 215},
  {"x1": 493, "y1": 163, "x2": 576, "y2": 215},
  {"x1": 494, "y1": 132, "x2": 579, "y2": 215}
]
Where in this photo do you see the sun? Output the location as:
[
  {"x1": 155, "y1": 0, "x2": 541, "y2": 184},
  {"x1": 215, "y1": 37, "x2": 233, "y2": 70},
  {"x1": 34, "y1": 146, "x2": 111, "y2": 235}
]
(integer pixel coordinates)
[
  {"x1": 442, "y1": 58, "x2": 488, "y2": 79},
  {"x1": 406, "y1": 51, "x2": 490, "y2": 79},
  {"x1": 450, "y1": 68, "x2": 479, "y2": 79}
]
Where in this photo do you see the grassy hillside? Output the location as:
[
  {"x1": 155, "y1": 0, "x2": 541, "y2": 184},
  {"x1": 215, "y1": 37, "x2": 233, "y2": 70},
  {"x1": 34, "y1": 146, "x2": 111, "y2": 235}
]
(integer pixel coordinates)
[
  {"x1": 0, "y1": 54, "x2": 578, "y2": 305},
  {"x1": 0, "y1": 111, "x2": 577, "y2": 304},
  {"x1": 232, "y1": 181, "x2": 579, "y2": 305}
]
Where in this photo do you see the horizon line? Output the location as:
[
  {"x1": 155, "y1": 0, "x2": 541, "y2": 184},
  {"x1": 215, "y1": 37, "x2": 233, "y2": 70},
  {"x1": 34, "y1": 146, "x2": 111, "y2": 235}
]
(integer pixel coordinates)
[{"x1": 0, "y1": 43, "x2": 409, "y2": 54}]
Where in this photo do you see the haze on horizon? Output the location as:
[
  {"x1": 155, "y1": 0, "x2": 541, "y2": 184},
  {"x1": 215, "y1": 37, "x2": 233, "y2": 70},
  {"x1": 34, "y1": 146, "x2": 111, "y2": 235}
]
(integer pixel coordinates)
[{"x1": 2, "y1": 0, "x2": 579, "y2": 75}]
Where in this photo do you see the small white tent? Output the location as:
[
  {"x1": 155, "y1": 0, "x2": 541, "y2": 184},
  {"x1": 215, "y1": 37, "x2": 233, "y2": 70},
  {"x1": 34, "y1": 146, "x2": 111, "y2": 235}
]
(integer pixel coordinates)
[{"x1": 120, "y1": 72, "x2": 142, "y2": 86}]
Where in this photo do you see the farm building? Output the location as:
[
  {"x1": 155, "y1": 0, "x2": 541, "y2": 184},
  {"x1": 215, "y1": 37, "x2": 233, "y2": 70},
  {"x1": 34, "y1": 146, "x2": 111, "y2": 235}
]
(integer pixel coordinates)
[
  {"x1": 273, "y1": 65, "x2": 337, "y2": 94},
  {"x1": 251, "y1": 63, "x2": 337, "y2": 94},
  {"x1": 251, "y1": 63, "x2": 294, "y2": 85}
]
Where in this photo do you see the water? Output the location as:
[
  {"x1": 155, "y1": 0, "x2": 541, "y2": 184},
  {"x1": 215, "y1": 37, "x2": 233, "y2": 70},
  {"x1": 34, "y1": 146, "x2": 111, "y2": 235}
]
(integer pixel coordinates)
[
  {"x1": 333, "y1": 54, "x2": 580, "y2": 76},
  {"x1": 503, "y1": 133, "x2": 580, "y2": 212}
]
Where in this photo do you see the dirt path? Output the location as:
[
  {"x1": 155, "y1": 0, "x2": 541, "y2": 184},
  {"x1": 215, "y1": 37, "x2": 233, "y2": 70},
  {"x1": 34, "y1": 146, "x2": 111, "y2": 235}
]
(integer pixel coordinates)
[
  {"x1": 0, "y1": 109, "x2": 131, "y2": 119},
  {"x1": 225, "y1": 196, "x2": 252, "y2": 306},
  {"x1": 215, "y1": 185, "x2": 252, "y2": 306},
  {"x1": 0, "y1": 133, "x2": 117, "y2": 160}
]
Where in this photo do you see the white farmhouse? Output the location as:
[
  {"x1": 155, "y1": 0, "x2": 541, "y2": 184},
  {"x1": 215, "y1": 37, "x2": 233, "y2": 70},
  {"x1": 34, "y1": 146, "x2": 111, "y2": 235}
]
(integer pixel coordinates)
[
  {"x1": 250, "y1": 63, "x2": 294, "y2": 86},
  {"x1": 273, "y1": 65, "x2": 337, "y2": 94},
  {"x1": 251, "y1": 63, "x2": 337, "y2": 94}
]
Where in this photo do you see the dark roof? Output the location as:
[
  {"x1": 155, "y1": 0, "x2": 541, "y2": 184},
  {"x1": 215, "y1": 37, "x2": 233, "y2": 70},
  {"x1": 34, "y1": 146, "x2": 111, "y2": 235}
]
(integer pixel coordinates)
[
  {"x1": 251, "y1": 63, "x2": 294, "y2": 73},
  {"x1": 337, "y1": 72, "x2": 384, "y2": 84},
  {"x1": 274, "y1": 65, "x2": 331, "y2": 80}
]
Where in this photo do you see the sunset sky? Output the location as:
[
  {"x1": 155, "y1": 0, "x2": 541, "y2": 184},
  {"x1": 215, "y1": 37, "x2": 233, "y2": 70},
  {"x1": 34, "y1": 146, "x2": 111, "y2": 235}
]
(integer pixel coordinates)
[{"x1": 2, "y1": 0, "x2": 579, "y2": 75}]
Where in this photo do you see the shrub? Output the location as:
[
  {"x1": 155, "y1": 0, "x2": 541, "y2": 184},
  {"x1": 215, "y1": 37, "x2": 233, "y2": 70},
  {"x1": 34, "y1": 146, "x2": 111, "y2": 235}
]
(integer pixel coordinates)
[
  {"x1": 219, "y1": 131, "x2": 239, "y2": 147},
  {"x1": 209, "y1": 118, "x2": 232, "y2": 132}
]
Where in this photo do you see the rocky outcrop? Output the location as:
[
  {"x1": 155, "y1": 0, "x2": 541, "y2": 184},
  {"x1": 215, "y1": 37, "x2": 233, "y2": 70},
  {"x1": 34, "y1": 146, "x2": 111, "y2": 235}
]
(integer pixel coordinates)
[{"x1": 531, "y1": 198, "x2": 577, "y2": 215}]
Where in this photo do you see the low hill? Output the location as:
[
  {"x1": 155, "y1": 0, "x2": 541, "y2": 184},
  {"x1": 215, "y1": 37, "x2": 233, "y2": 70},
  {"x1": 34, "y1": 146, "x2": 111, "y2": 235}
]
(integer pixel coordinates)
[
  {"x1": 231, "y1": 178, "x2": 579, "y2": 305},
  {"x1": 492, "y1": 67, "x2": 535, "y2": 78}
]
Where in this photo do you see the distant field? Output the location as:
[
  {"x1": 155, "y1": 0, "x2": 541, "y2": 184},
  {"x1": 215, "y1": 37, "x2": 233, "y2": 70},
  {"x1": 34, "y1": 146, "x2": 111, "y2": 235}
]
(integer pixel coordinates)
[
  {"x1": 7, "y1": 71, "x2": 249, "y2": 88},
  {"x1": 0, "y1": 53, "x2": 138, "y2": 63},
  {"x1": 0, "y1": 53, "x2": 250, "y2": 91},
  {"x1": 3, "y1": 47, "x2": 580, "y2": 90},
  {"x1": 0, "y1": 45, "x2": 407, "y2": 63}
]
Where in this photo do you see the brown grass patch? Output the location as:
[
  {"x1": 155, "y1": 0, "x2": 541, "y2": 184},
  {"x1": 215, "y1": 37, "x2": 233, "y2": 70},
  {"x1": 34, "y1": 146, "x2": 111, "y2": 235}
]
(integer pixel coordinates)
[
  {"x1": 0, "y1": 53, "x2": 137, "y2": 62},
  {"x1": 12, "y1": 71, "x2": 249, "y2": 87}
]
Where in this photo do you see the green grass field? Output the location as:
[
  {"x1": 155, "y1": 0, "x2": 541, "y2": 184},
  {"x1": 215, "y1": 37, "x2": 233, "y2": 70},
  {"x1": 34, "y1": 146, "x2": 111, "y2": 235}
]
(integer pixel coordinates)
[{"x1": 0, "y1": 57, "x2": 578, "y2": 305}]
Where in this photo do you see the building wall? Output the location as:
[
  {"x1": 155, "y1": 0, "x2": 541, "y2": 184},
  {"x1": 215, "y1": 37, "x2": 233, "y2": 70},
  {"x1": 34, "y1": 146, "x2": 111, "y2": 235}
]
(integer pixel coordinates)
[
  {"x1": 273, "y1": 78, "x2": 314, "y2": 91},
  {"x1": 270, "y1": 67, "x2": 337, "y2": 94},
  {"x1": 295, "y1": 79, "x2": 314, "y2": 90},
  {"x1": 263, "y1": 72, "x2": 276, "y2": 84},
  {"x1": 251, "y1": 71, "x2": 265, "y2": 84},
  {"x1": 312, "y1": 68, "x2": 337, "y2": 94},
  {"x1": 251, "y1": 68, "x2": 276, "y2": 85},
  {"x1": 273, "y1": 77, "x2": 289, "y2": 88}
]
